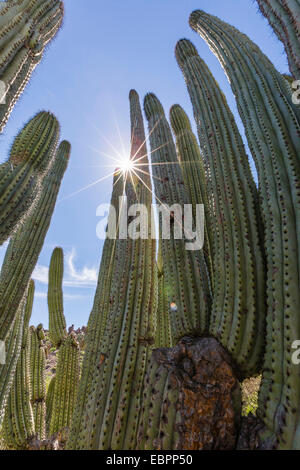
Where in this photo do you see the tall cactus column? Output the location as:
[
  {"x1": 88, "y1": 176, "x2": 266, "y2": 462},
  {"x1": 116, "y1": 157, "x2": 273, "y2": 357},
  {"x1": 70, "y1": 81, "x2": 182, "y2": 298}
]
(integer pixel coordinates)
[
  {"x1": 144, "y1": 93, "x2": 211, "y2": 342},
  {"x1": 47, "y1": 248, "x2": 80, "y2": 444},
  {"x1": 189, "y1": 9, "x2": 300, "y2": 449},
  {"x1": 68, "y1": 90, "x2": 156, "y2": 450},
  {"x1": 2, "y1": 280, "x2": 35, "y2": 450},
  {"x1": 0, "y1": 140, "x2": 70, "y2": 343},
  {"x1": 30, "y1": 324, "x2": 46, "y2": 441},
  {"x1": 175, "y1": 39, "x2": 265, "y2": 378},
  {"x1": 0, "y1": 0, "x2": 64, "y2": 132},
  {"x1": 256, "y1": 0, "x2": 300, "y2": 79}
]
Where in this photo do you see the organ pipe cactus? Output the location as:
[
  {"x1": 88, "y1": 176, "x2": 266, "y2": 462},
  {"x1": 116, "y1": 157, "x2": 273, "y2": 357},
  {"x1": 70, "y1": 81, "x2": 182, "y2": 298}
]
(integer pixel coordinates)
[
  {"x1": 175, "y1": 39, "x2": 266, "y2": 377},
  {"x1": 2, "y1": 280, "x2": 35, "y2": 449},
  {"x1": 0, "y1": 140, "x2": 70, "y2": 342},
  {"x1": 256, "y1": 0, "x2": 300, "y2": 79},
  {"x1": 68, "y1": 90, "x2": 157, "y2": 450},
  {"x1": 30, "y1": 324, "x2": 46, "y2": 441},
  {"x1": 48, "y1": 247, "x2": 67, "y2": 348},
  {"x1": 144, "y1": 92, "x2": 211, "y2": 342},
  {"x1": 155, "y1": 247, "x2": 172, "y2": 349},
  {"x1": 0, "y1": 0, "x2": 64, "y2": 132},
  {"x1": 189, "y1": 9, "x2": 300, "y2": 449},
  {"x1": 0, "y1": 111, "x2": 60, "y2": 246}
]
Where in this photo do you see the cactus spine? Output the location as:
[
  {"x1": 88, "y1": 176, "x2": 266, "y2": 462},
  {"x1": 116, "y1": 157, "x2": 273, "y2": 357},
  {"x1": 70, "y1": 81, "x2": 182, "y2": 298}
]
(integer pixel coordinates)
[
  {"x1": 256, "y1": 0, "x2": 300, "y2": 79},
  {"x1": 0, "y1": 0, "x2": 64, "y2": 132},
  {"x1": 2, "y1": 280, "x2": 35, "y2": 449},
  {"x1": 0, "y1": 140, "x2": 70, "y2": 342},
  {"x1": 175, "y1": 39, "x2": 266, "y2": 377},
  {"x1": 47, "y1": 248, "x2": 80, "y2": 442},
  {"x1": 189, "y1": 9, "x2": 300, "y2": 449},
  {"x1": 144, "y1": 92, "x2": 211, "y2": 342},
  {"x1": 0, "y1": 111, "x2": 60, "y2": 246},
  {"x1": 30, "y1": 324, "x2": 46, "y2": 441},
  {"x1": 68, "y1": 90, "x2": 156, "y2": 450}
]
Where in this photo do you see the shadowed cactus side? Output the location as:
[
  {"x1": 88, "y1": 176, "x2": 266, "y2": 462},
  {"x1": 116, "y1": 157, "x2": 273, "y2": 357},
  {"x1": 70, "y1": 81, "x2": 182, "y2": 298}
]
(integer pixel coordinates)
[{"x1": 0, "y1": 0, "x2": 64, "y2": 132}]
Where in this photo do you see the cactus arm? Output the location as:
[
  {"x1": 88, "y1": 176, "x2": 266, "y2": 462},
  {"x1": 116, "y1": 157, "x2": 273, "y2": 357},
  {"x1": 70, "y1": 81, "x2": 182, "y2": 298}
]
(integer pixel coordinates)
[
  {"x1": 0, "y1": 140, "x2": 70, "y2": 342},
  {"x1": 29, "y1": 324, "x2": 46, "y2": 440},
  {"x1": 1, "y1": 280, "x2": 35, "y2": 449},
  {"x1": 189, "y1": 9, "x2": 300, "y2": 448},
  {"x1": 170, "y1": 104, "x2": 213, "y2": 288},
  {"x1": 0, "y1": 294, "x2": 26, "y2": 426},
  {"x1": 48, "y1": 248, "x2": 67, "y2": 348},
  {"x1": 0, "y1": 0, "x2": 64, "y2": 132},
  {"x1": 0, "y1": 111, "x2": 60, "y2": 245},
  {"x1": 144, "y1": 92, "x2": 211, "y2": 341},
  {"x1": 45, "y1": 375, "x2": 55, "y2": 434},
  {"x1": 256, "y1": 0, "x2": 300, "y2": 79}
]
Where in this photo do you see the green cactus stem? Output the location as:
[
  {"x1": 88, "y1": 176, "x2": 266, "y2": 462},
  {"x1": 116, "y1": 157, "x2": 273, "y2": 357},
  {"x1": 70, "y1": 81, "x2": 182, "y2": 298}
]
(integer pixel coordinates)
[
  {"x1": 30, "y1": 324, "x2": 46, "y2": 441},
  {"x1": 49, "y1": 332, "x2": 80, "y2": 443},
  {"x1": 0, "y1": 140, "x2": 70, "y2": 342},
  {"x1": 144, "y1": 92, "x2": 211, "y2": 342},
  {"x1": 0, "y1": 288, "x2": 29, "y2": 425},
  {"x1": 0, "y1": 0, "x2": 64, "y2": 132},
  {"x1": 48, "y1": 247, "x2": 67, "y2": 348},
  {"x1": 155, "y1": 246, "x2": 172, "y2": 349},
  {"x1": 189, "y1": 9, "x2": 300, "y2": 449},
  {"x1": 0, "y1": 111, "x2": 60, "y2": 245},
  {"x1": 2, "y1": 280, "x2": 35, "y2": 449},
  {"x1": 45, "y1": 376, "x2": 55, "y2": 435},
  {"x1": 175, "y1": 39, "x2": 266, "y2": 377},
  {"x1": 256, "y1": 0, "x2": 300, "y2": 79},
  {"x1": 170, "y1": 104, "x2": 213, "y2": 287},
  {"x1": 68, "y1": 90, "x2": 156, "y2": 450}
]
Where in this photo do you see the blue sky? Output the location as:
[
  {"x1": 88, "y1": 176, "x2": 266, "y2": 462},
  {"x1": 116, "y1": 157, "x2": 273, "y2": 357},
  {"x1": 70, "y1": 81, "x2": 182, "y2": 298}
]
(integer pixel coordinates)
[{"x1": 0, "y1": 0, "x2": 288, "y2": 328}]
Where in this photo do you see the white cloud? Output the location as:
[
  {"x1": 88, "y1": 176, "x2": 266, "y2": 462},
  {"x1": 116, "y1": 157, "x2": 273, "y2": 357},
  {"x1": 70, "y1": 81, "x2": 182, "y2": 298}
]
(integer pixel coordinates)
[
  {"x1": 32, "y1": 247, "x2": 98, "y2": 289},
  {"x1": 35, "y1": 291, "x2": 87, "y2": 301}
]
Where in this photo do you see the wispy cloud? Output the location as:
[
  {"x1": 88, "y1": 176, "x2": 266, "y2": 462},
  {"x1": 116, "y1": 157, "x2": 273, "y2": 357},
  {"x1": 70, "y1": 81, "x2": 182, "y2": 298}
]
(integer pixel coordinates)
[
  {"x1": 32, "y1": 248, "x2": 98, "y2": 289},
  {"x1": 35, "y1": 291, "x2": 87, "y2": 301}
]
